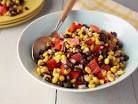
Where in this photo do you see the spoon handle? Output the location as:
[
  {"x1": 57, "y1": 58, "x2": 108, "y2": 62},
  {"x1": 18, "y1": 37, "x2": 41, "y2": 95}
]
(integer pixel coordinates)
[
  {"x1": 54, "y1": 0, "x2": 76, "y2": 31},
  {"x1": 61, "y1": 0, "x2": 76, "y2": 22}
]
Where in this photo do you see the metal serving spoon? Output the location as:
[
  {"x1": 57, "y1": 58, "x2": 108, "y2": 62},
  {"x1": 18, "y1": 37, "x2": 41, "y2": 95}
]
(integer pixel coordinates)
[{"x1": 32, "y1": 0, "x2": 76, "y2": 62}]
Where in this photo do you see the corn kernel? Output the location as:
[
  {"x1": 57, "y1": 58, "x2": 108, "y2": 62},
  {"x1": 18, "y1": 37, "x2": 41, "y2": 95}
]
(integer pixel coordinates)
[
  {"x1": 72, "y1": 33, "x2": 76, "y2": 37},
  {"x1": 80, "y1": 34, "x2": 84, "y2": 39},
  {"x1": 110, "y1": 66, "x2": 117, "y2": 73},
  {"x1": 71, "y1": 79, "x2": 76, "y2": 83},
  {"x1": 81, "y1": 44, "x2": 87, "y2": 50},
  {"x1": 90, "y1": 45, "x2": 94, "y2": 51},
  {"x1": 89, "y1": 74, "x2": 93, "y2": 79},
  {"x1": 89, "y1": 28, "x2": 92, "y2": 31},
  {"x1": 85, "y1": 67, "x2": 91, "y2": 74},
  {"x1": 55, "y1": 52, "x2": 63, "y2": 55},
  {"x1": 88, "y1": 32, "x2": 92, "y2": 36},
  {"x1": 107, "y1": 71, "x2": 112, "y2": 75},
  {"x1": 61, "y1": 55, "x2": 66, "y2": 63},
  {"x1": 53, "y1": 68, "x2": 60, "y2": 73},
  {"x1": 108, "y1": 50, "x2": 114, "y2": 55},
  {"x1": 53, "y1": 54, "x2": 61, "y2": 63},
  {"x1": 52, "y1": 77, "x2": 58, "y2": 84},
  {"x1": 78, "y1": 31, "x2": 83, "y2": 36},
  {"x1": 59, "y1": 75, "x2": 65, "y2": 81},
  {"x1": 64, "y1": 69, "x2": 70, "y2": 75},
  {"x1": 107, "y1": 55, "x2": 112, "y2": 59},
  {"x1": 83, "y1": 35, "x2": 88, "y2": 40},
  {"x1": 117, "y1": 70, "x2": 124, "y2": 76},
  {"x1": 101, "y1": 70, "x2": 107, "y2": 77},
  {"x1": 115, "y1": 50, "x2": 122, "y2": 56},
  {"x1": 43, "y1": 52, "x2": 48, "y2": 57},
  {"x1": 84, "y1": 75, "x2": 91, "y2": 82},
  {"x1": 72, "y1": 47, "x2": 76, "y2": 53},
  {"x1": 89, "y1": 80, "x2": 94, "y2": 84},
  {"x1": 93, "y1": 33, "x2": 99, "y2": 38},
  {"x1": 37, "y1": 59, "x2": 44, "y2": 66},
  {"x1": 120, "y1": 63, "x2": 125, "y2": 68},
  {"x1": 88, "y1": 84, "x2": 96, "y2": 88},
  {"x1": 43, "y1": 55, "x2": 48, "y2": 62},
  {"x1": 100, "y1": 79, "x2": 104, "y2": 85},
  {"x1": 91, "y1": 37, "x2": 95, "y2": 41},
  {"x1": 76, "y1": 29, "x2": 81, "y2": 32},
  {"x1": 98, "y1": 55, "x2": 103, "y2": 61},
  {"x1": 36, "y1": 67, "x2": 41, "y2": 75},
  {"x1": 95, "y1": 39, "x2": 101, "y2": 45},
  {"x1": 107, "y1": 73, "x2": 115, "y2": 82},
  {"x1": 53, "y1": 72, "x2": 60, "y2": 78},
  {"x1": 81, "y1": 26, "x2": 86, "y2": 30},
  {"x1": 40, "y1": 66, "x2": 48, "y2": 73},
  {"x1": 113, "y1": 38, "x2": 118, "y2": 43},
  {"x1": 93, "y1": 77, "x2": 100, "y2": 84},
  {"x1": 47, "y1": 49, "x2": 53, "y2": 54},
  {"x1": 57, "y1": 68, "x2": 61, "y2": 73},
  {"x1": 116, "y1": 58, "x2": 120, "y2": 63},
  {"x1": 83, "y1": 47, "x2": 89, "y2": 53},
  {"x1": 104, "y1": 58, "x2": 110, "y2": 64}
]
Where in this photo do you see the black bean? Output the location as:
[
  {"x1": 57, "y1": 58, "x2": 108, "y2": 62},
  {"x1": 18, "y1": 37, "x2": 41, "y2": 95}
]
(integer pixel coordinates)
[
  {"x1": 74, "y1": 64, "x2": 83, "y2": 70},
  {"x1": 39, "y1": 55, "x2": 44, "y2": 59},
  {"x1": 83, "y1": 24, "x2": 89, "y2": 28},
  {"x1": 19, "y1": 0, "x2": 25, "y2": 5},
  {"x1": 117, "y1": 41, "x2": 123, "y2": 48},
  {"x1": 57, "y1": 81, "x2": 64, "y2": 87},
  {"x1": 66, "y1": 75, "x2": 70, "y2": 80},
  {"x1": 82, "y1": 31, "x2": 86, "y2": 35},
  {"x1": 99, "y1": 32, "x2": 108, "y2": 43},
  {"x1": 9, "y1": 7, "x2": 15, "y2": 11},
  {"x1": 64, "y1": 34, "x2": 72, "y2": 38},
  {"x1": 39, "y1": 49, "x2": 45, "y2": 55},
  {"x1": 120, "y1": 57, "x2": 124, "y2": 61},
  {"x1": 85, "y1": 51, "x2": 92, "y2": 56},
  {"x1": 123, "y1": 55, "x2": 129, "y2": 61},
  {"x1": 76, "y1": 45, "x2": 81, "y2": 49},
  {"x1": 86, "y1": 55, "x2": 93, "y2": 61},
  {"x1": 67, "y1": 60, "x2": 74, "y2": 68},
  {"x1": 101, "y1": 49, "x2": 108, "y2": 58},
  {"x1": 80, "y1": 59, "x2": 87, "y2": 65},
  {"x1": 113, "y1": 47, "x2": 118, "y2": 51},
  {"x1": 63, "y1": 82, "x2": 72, "y2": 88},
  {"x1": 111, "y1": 32, "x2": 117, "y2": 37}
]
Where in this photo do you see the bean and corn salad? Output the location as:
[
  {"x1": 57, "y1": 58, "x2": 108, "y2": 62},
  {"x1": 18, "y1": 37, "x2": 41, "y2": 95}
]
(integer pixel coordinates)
[
  {"x1": 35, "y1": 22, "x2": 129, "y2": 89},
  {"x1": 0, "y1": 0, "x2": 29, "y2": 16}
]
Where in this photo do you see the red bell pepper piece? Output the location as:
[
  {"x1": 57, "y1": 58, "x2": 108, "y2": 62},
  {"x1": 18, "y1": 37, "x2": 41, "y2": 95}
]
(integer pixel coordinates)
[
  {"x1": 47, "y1": 58, "x2": 57, "y2": 71},
  {"x1": 0, "y1": 5, "x2": 7, "y2": 15},
  {"x1": 88, "y1": 59, "x2": 101, "y2": 74},
  {"x1": 90, "y1": 25, "x2": 101, "y2": 33},
  {"x1": 68, "y1": 22, "x2": 82, "y2": 33},
  {"x1": 71, "y1": 53, "x2": 82, "y2": 62},
  {"x1": 60, "y1": 64, "x2": 65, "y2": 75},
  {"x1": 69, "y1": 71, "x2": 81, "y2": 79}
]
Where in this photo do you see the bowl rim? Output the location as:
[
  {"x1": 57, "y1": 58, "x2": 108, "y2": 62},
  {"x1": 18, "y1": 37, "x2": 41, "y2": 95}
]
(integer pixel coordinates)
[{"x1": 17, "y1": 10, "x2": 138, "y2": 92}]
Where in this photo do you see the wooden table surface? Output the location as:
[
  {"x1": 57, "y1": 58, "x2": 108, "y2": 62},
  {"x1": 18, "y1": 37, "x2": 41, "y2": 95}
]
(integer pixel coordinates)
[{"x1": 0, "y1": 0, "x2": 138, "y2": 104}]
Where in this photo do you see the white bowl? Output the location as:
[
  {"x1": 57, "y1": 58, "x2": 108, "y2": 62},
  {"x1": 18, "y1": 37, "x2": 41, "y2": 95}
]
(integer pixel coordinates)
[{"x1": 17, "y1": 10, "x2": 138, "y2": 92}]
